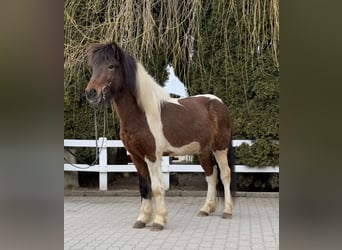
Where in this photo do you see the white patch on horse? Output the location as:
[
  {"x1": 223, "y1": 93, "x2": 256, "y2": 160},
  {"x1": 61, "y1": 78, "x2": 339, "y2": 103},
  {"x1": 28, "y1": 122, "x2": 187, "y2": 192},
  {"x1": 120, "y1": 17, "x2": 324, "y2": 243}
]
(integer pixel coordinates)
[
  {"x1": 168, "y1": 98, "x2": 183, "y2": 106},
  {"x1": 166, "y1": 141, "x2": 201, "y2": 156},
  {"x1": 135, "y1": 62, "x2": 190, "y2": 156},
  {"x1": 135, "y1": 62, "x2": 172, "y2": 154},
  {"x1": 136, "y1": 62, "x2": 171, "y2": 120},
  {"x1": 194, "y1": 94, "x2": 223, "y2": 103}
]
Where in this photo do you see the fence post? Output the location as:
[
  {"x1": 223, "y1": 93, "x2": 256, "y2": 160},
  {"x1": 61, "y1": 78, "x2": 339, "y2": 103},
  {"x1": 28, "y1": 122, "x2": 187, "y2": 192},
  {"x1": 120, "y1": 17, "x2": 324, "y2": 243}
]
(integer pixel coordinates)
[
  {"x1": 98, "y1": 137, "x2": 108, "y2": 191},
  {"x1": 162, "y1": 156, "x2": 170, "y2": 190}
]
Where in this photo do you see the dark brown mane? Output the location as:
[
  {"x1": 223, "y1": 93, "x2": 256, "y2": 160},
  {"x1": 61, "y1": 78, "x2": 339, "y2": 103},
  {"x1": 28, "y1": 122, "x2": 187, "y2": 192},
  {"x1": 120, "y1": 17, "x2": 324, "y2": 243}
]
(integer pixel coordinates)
[{"x1": 87, "y1": 42, "x2": 137, "y2": 98}]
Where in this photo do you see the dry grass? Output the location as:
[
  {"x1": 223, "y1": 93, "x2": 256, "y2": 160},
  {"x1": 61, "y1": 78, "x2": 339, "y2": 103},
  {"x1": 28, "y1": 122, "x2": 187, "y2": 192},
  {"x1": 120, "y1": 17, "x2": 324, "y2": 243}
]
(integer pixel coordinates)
[{"x1": 64, "y1": 0, "x2": 279, "y2": 88}]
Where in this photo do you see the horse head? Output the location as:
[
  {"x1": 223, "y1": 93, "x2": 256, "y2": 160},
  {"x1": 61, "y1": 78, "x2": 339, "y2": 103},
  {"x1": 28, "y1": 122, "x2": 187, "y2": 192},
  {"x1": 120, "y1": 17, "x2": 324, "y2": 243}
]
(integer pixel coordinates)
[{"x1": 85, "y1": 42, "x2": 129, "y2": 105}]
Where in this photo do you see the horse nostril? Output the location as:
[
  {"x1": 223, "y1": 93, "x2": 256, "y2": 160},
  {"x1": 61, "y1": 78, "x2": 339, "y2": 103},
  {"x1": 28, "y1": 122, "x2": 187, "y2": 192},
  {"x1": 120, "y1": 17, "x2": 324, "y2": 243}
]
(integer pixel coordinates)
[{"x1": 86, "y1": 88, "x2": 97, "y2": 99}]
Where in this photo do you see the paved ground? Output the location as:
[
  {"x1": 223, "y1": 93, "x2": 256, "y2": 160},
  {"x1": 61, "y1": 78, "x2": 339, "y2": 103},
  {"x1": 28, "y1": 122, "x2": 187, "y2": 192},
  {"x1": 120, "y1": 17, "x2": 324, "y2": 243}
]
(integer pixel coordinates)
[{"x1": 64, "y1": 196, "x2": 279, "y2": 250}]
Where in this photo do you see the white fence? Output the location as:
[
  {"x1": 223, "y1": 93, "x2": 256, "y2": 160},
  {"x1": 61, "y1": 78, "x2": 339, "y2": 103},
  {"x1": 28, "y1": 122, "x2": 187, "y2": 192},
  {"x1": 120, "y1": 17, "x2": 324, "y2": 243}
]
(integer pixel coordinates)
[{"x1": 64, "y1": 137, "x2": 279, "y2": 191}]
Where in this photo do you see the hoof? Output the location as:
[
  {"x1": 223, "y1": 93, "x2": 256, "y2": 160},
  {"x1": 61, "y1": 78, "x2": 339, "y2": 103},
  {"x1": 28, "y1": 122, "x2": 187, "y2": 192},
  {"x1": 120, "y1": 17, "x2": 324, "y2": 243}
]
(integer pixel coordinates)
[
  {"x1": 197, "y1": 211, "x2": 209, "y2": 217},
  {"x1": 133, "y1": 220, "x2": 146, "y2": 228},
  {"x1": 150, "y1": 223, "x2": 164, "y2": 231},
  {"x1": 222, "y1": 213, "x2": 232, "y2": 219}
]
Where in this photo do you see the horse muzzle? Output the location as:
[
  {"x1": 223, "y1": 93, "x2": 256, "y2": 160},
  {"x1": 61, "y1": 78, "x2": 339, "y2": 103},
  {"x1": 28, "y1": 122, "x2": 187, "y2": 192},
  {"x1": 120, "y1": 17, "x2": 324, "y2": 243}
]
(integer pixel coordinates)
[
  {"x1": 85, "y1": 84, "x2": 111, "y2": 104},
  {"x1": 85, "y1": 87, "x2": 102, "y2": 104}
]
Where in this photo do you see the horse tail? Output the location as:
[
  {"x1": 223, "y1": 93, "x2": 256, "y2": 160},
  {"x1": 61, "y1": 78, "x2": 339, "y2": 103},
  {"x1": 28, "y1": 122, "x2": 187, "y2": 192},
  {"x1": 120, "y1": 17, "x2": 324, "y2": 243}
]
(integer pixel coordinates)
[{"x1": 216, "y1": 130, "x2": 236, "y2": 197}]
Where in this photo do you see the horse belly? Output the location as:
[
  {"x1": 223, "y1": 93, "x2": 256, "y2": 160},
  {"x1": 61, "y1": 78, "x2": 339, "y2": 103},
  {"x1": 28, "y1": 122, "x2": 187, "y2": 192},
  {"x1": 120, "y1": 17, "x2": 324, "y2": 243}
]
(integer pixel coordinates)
[{"x1": 164, "y1": 141, "x2": 201, "y2": 156}]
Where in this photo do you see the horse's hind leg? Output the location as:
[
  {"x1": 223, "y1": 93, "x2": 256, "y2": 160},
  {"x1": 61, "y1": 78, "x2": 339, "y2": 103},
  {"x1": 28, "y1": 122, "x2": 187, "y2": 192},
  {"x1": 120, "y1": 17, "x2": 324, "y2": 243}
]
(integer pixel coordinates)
[
  {"x1": 145, "y1": 156, "x2": 168, "y2": 231},
  {"x1": 213, "y1": 149, "x2": 233, "y2": 218},
  {"x1": 131, "y1": 155, "x2": 153, "y2": 229},
  {"x1": 198, "y1": 150, "x2": 218, "y2": 217}
]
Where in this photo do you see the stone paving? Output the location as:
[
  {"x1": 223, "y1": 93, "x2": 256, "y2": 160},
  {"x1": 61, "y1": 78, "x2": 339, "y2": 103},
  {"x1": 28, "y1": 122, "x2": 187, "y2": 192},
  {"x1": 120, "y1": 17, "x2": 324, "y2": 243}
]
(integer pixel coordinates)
[{"x1": 64, "y1": 196, "x2": 279, "y2": 250}]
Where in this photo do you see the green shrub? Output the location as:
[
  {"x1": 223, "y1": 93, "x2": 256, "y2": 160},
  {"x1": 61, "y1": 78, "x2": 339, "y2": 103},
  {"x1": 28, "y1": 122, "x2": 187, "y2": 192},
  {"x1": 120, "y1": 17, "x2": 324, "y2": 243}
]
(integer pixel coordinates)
[{"x1": 64, "y1": 0, "x2": 279, "y2": 169}]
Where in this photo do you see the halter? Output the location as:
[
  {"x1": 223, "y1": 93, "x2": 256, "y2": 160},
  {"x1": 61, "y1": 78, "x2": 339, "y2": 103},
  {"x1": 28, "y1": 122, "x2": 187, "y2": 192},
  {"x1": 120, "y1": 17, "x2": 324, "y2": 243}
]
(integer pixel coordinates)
[{"x1": 101, "y1": 82, "x2": 112, "y2": 101}]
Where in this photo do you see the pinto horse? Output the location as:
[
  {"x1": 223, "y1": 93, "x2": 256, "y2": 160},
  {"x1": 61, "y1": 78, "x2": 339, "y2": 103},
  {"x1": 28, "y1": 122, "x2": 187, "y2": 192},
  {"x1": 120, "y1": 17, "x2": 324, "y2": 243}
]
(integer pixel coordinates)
[{"x1": 85, "y1": 42, "x2": 234, "y2": 231}]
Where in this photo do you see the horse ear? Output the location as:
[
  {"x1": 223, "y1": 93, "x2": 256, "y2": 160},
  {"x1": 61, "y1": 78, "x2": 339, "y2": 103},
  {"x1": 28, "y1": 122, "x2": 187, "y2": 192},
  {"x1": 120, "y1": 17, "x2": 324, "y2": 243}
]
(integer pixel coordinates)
[
  {"x1": 87, "y1": 43, "x2": 98, "y2": 52},
  {"x1": 111, "y1": 42, "x2": 118, "y2": 48},
  {"x1": 111, "y1": 42, "x2": 121, "y2": 61},
  {"x1": 86, "y1": 43, "x2": 94, "y2": 55}
]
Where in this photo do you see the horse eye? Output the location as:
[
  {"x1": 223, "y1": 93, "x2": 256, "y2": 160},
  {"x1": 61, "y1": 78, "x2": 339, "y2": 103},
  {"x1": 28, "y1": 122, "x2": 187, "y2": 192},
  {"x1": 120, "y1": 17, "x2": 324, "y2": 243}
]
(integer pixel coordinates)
[{"x1": 108, "y1": 65, "x2": 114, "y2": 69}]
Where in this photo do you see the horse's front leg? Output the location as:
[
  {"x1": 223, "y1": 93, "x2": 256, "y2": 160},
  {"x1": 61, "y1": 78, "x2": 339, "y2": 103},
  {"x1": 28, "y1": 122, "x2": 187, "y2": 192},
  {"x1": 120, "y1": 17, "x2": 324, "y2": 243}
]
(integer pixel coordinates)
[
  {"x1": 133, "y1": 176, "x2": 153, "y2": 228},
  {"x1": 145, "y1": 156, "x2": 168, "y2": 231},
  {"x1": 131, "y1": 156, "x2": 153, "y2": 229}
]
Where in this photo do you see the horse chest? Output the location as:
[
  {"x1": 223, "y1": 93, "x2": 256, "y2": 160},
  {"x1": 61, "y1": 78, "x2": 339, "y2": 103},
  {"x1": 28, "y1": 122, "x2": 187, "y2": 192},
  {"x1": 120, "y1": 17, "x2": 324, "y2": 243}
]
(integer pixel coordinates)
[{"x1": 120, "y1": 127, "x2": 156, "y2": 160}]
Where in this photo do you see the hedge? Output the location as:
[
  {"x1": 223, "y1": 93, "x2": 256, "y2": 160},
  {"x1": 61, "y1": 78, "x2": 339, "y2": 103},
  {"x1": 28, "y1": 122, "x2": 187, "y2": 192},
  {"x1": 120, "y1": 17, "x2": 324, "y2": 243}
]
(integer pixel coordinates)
[{"x1": 64, "y1": 0, "x2": 279, "y2": 168}]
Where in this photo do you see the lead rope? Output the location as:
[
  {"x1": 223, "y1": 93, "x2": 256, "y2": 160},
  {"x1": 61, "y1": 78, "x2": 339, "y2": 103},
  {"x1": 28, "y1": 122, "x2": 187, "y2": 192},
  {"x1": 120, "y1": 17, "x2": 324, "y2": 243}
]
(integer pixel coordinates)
[
  {"x1": 64, "y1": 105, "x2": 106, "y2": 168},
  {"x1": 93, "y1": 106, "x2": 98, "y2": 163},
  {"x1": 91, "y1": 105, "x2": 106, "y2": 166}
]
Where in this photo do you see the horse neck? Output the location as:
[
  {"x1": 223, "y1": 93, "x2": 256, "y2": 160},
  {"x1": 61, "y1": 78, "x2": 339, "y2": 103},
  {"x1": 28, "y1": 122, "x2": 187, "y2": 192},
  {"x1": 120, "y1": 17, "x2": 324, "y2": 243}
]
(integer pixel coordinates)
[
  {"x1": 112, "y1": 90, "x2": 143, "y2": 126},
  {"x1": 113, "y1": 62, "x2": 171, "y2": 127}
]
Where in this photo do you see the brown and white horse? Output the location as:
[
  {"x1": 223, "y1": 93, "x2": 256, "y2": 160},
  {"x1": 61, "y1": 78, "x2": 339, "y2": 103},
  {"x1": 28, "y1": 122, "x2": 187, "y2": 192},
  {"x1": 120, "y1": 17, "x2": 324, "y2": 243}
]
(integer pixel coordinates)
[{"x1": 85, "y1": 42, "x2": 234, "y2": 231}]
